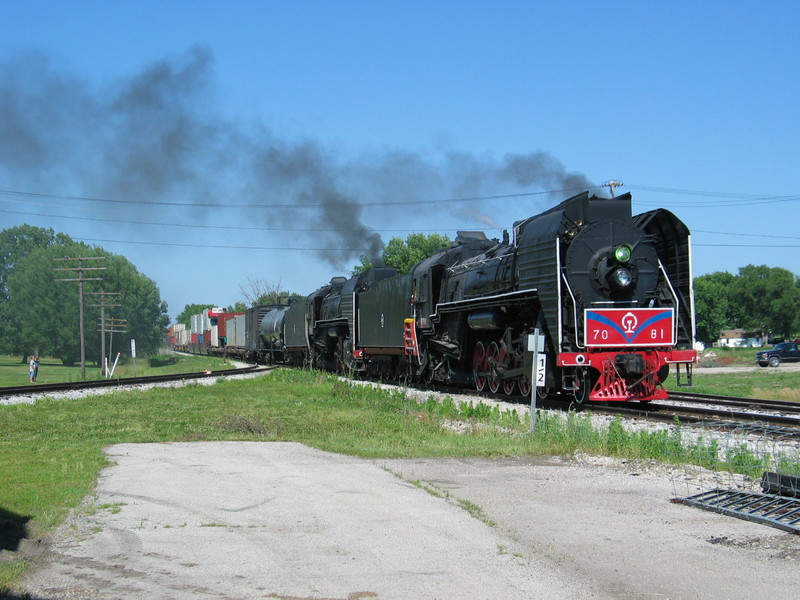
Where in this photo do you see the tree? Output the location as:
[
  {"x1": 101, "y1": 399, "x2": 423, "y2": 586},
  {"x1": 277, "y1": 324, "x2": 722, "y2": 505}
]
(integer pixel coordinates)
[
  {"x1": 693, "y1": 272, "x2": 735, "y2": 345},
  {"x1": 0, "y1": 225, "x2": 72, "y2": 356},
  {"x1": 176, "y1": 304, "x2": 216, "y2": 327},
  {"x1": 238, "y1": 277, "x2": 301, "y2": 306},
  {"x1": 692, "y1": 266, "x2": 800, "y2": 345},
  {"x1": 103, "y1": 254, "x2": 170, "y2": 357},
  {"x1": 354, "y1": 233, "x2": 451, "y2": 275},
  {"x1": 8, "y1": 242, "x2": 169, "y2": 366},
  {"x1": 731, "y1": 265, "x2": 800, "y2": 338}
]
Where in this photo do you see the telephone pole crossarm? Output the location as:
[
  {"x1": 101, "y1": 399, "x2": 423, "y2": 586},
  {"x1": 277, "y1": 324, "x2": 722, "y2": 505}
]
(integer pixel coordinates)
[{"x1": 53, "y1": 256, "x2": 107, "y2": 379}]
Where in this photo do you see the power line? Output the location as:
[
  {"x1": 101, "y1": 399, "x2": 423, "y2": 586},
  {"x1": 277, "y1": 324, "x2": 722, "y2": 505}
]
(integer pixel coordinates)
[
  {"x1": 0, "y1": 185, "x2": 588, "y2": 209},
  {"x1": 694, "y1": 243, "x2": 800, "y2": 248},
  {"x1": 74, "y1": 237, "x2": 374, "y2": 251},
  {"x1": 3, "y1": 183, "x2": 799, "y2": 210},
  {"x1": 694, "y1": 229, "x2": 800, "y2": 240},
  {"x1": 0, "y1": 207, "x2": 456, "y2": 234},
  {"x1": 628, "y1": 184, "x2": 800, "y2": 207},
  {"x1": 4, "y1": 184, "x2": 799, "y2": 249},
  {"x1": 71, "y1": 237, "x2": 799, "y2": 252}
]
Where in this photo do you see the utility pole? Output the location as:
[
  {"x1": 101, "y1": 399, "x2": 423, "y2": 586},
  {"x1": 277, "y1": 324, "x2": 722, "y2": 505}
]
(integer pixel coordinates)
[
  {"x1": 54, "y1": 256, "x2": 106, "y2": 379},
  {"x1": 88, "y1": 291, "x2": 121, "y2": 377},
  {"x1": 603, "y1": 180, "x2": 624, "y2": 198}
]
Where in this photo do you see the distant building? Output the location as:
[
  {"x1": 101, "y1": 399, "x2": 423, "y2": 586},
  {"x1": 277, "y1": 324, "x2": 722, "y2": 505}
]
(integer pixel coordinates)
[{"x1": 716, "y1": 329, "x2": 763, "y2": 348}]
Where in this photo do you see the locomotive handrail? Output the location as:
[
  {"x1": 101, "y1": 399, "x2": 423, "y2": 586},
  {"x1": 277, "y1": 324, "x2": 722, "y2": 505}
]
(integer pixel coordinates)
[
  {"x1": 314, "y1": 317, "x2": 348, "y2": 327},
  {"x1": 556, "y1": 237, "x2": 564, "y2": 352},
  {"x1": 656, "y1": 258, "x2": 681, "y2": 343},
  {"x1": 429, "y1": 289, "x2": 537, "y2": 322},
  {"x1": 560, "y1": 270, "x2": 583, "y2": 350}
]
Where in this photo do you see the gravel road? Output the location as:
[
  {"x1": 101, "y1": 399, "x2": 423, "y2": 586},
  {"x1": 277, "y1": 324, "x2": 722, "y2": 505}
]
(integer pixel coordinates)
[{"x1": 17, "y1": 441, "x2": 800, "y2": 600}]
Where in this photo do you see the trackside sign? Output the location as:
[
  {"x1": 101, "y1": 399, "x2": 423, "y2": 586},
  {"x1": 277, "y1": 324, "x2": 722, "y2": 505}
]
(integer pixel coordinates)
[{"x1": 584, "y1": 308, "x2": 675, "y2": 347}]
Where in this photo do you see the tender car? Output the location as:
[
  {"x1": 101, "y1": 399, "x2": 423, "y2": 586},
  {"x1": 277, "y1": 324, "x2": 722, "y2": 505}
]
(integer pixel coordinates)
[{"x1": 756, "y1": 342, "x2": 800, "y2": 367}]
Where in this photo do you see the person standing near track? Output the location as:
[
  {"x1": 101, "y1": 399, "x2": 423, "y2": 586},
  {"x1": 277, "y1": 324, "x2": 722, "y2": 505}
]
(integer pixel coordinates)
[{"x1": 29, "y1": 355, "x2": 39, "y2": 382}]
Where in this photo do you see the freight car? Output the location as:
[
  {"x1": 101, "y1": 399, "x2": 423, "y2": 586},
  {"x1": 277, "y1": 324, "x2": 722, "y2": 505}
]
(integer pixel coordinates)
[
  {"x1": 169, "y1": 305, "x2": 288, "y2": 364},
  {"x1": 171, "y1": 190, "x2": 697, "y2": 403}
]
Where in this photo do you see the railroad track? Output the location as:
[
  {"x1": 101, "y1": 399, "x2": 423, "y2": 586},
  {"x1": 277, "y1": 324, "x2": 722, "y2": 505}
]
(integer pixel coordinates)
[
  {"x1": 588, "y1": 390, "x2": 800, "y2": 436},
  {"x1": 0, "y1": 365, "x2": 271, "y2": 399}
]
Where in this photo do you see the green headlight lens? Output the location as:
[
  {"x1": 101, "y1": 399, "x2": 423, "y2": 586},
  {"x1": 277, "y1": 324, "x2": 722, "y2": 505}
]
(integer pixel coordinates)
[{"x1": 614, "y1": 244, "x2": 633, "y2": 263}]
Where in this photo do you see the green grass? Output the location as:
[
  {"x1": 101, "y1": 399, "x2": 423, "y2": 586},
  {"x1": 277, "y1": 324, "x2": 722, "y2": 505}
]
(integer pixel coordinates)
[
  {"x1": 664, "y1": 352, "x2": 800, "y2": 401},
  {"x1": 675, "y1": 370, "x2": 800, "y2": 401},
  {"x1": 0, "y1": 353, "x2": 237, "y2": 387},
  {"x1": 2, "y1": 360, "x2": 799, "y2": 592}
]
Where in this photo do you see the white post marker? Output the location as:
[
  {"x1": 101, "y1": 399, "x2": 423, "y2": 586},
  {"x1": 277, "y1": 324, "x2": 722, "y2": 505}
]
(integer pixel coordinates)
[
  {"x1": 131, "y1": 339, "x2": 137, "y2": 377},
  {"x1": 109, "y1": 352, "x2": 121, "y2": 378},
  {"x1": 528, "y1": 329, "x2": 546, "y2": 433}
]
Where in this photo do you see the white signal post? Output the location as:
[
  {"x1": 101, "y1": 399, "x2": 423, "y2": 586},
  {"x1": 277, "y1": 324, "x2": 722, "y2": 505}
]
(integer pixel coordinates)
[
  {"x1": 528, "y1": 329, "x2": 546, "y2": 433},
  {"x1": 131, "y1": 339, "x2": 137, "y2": 376}
]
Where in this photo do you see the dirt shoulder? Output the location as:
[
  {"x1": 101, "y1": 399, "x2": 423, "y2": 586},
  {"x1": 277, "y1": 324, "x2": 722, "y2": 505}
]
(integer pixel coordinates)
[{"x1": 17, "y1": 442, "x2": 800, "y2": 600}]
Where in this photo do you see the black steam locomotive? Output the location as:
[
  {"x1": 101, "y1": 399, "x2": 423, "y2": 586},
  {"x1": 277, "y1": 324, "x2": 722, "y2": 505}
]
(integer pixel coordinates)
[{"x1": 180, "y1": 191, "x2": 697, "y2": 403}]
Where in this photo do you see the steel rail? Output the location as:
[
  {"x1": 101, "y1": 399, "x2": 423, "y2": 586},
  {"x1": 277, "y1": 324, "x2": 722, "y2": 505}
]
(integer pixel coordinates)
[
  {"x1": 590, "y1": 401, "x2": 800, "y2": 437},
  {"x1": 667, "y1": 390, "x2": 800, "y2": 412},
  {"x1": 0, "y1": 365, "x2": 270, "y2": 398}
]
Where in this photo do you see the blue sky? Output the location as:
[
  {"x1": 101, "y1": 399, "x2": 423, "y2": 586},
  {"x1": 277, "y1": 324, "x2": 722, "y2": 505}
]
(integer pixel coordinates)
[{"x1": 1, "y1": 1, "x2": 798, "y2": 320}]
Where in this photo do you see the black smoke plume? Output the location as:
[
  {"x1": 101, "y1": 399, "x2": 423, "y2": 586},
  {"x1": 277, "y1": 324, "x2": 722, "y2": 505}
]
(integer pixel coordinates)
[{"x1": 0, "y1": 46, "x2": 594, "y2": 269}]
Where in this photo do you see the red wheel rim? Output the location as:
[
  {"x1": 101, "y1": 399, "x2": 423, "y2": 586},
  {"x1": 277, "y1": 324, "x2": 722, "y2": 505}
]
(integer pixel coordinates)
[
  {"x1": 487, "y1": 342, "x2": 501, "y2": 393},
  {"x1": 518, "y1": 374, "x2": 531, "y2": 397},
  {"x1": 472, "y1": 342, "x2": 487, "y2": 392}
]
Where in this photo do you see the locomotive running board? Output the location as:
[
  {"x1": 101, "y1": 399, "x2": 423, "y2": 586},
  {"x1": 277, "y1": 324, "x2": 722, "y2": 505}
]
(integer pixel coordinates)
[{"x1": 674, "y1": 489, "x2": 800, "y2": 534}]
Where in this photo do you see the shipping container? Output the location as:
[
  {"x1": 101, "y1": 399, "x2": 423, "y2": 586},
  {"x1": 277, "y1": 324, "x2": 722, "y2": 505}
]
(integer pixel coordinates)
[
  {"x1": 215, "y1": 312, "x2": 244, "y2": 344},
  {"x1": 226, "y1": 314, "x2": 247, "y2": 347},
  {"x1": 191, "y1": 314, "x2": 203, "y2": 335}
]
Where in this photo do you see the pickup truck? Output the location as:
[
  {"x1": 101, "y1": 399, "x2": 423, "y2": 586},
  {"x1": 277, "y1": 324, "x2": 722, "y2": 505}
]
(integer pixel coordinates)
[{"x1": 756, "y1": 342, "x2": 800, "y2": 367}]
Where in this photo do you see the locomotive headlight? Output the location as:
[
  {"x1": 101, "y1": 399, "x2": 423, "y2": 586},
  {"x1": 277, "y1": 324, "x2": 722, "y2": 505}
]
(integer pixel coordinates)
[
  {"x1": 613, "y1": 243, "x2": 633, "y2": 263},
  {"x1": 609, "y1": 267, "x2": 634, "y2": 289}
]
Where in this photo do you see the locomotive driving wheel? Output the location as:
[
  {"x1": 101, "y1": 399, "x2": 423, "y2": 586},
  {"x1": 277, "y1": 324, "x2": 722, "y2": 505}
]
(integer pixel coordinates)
[
  {"x1": 518, "y1": 374, "x2": 531, "y2": 397},
  {"x1": 497, "y1": 344, "x2": 515, "y2": 395},
  {"x1": 487, "y1": 342, "x2": 501, "y2": 393},
  {"x1": 472, "y1": 342, "x2": 487, "y2": 392}
]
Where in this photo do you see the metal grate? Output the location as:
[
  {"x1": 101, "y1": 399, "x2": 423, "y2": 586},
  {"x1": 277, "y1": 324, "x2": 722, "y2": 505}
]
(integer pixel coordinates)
[{"x1": 676, "y1": 489, "x2": 800, "y2": 534}]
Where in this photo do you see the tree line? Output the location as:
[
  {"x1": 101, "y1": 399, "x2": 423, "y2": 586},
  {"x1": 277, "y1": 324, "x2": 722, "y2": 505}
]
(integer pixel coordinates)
[
  {"x1": 3, "y1": 225, "x2": 797, "y2": 365},
  {"x1": 694, "y1": 266, "x2": 800, "y2": 345},
  {"x1": 0, "y1": 225, "x2": 169, "y2": 365}
]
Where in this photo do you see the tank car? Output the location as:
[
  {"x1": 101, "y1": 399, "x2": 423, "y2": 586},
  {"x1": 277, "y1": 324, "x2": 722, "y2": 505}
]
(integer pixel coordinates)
[
  {"x1": 403, "y1": 191, "x2": 696, "y2": 403},
  {"x1": 254, "y1": 305, "x2": 289, "y2": 363}
]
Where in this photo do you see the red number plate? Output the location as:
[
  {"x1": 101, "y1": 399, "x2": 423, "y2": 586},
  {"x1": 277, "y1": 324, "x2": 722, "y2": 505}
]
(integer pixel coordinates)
[{"x1": 584, "y1": 308, "x2": 675, "y2": 347}]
